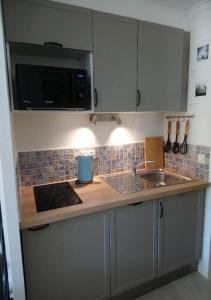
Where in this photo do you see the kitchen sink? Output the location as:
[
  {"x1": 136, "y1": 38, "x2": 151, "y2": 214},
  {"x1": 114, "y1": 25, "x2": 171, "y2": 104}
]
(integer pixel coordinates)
[
  {"x1": 140, "y1": 170, "x2": 190, "y2": 186},
  {"x1": 101, "y1": 169, "x2": 191, "y2": 194}
]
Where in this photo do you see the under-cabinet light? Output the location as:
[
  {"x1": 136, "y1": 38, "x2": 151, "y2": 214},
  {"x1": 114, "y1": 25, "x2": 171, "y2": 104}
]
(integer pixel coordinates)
[{"x1": 89, "y1": 113, "x2": 122, "y2": 125}]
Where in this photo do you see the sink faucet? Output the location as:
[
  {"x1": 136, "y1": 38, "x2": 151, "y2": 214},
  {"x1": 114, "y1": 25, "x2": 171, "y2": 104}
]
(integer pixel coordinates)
[{"x1": 132, "y1": 157, "x2": 155, "y2": 175}]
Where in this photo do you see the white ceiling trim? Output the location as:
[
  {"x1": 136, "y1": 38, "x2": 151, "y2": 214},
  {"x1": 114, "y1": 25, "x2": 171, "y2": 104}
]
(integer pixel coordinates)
[
  {"x1": 186, "y1": 0, "x2": 211, "y2": 16},
  {"x1": 147, "y1": 0, "x2": 209, "y2": 12}
]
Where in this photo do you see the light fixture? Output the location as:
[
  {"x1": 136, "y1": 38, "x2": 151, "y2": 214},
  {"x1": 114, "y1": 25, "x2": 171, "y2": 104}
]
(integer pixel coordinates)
[
  {"x1": 89, "y1": 114, "x2": 97, "y2": 125},
  {"x1": 89, "y1": 113, "x2": 122, "y2": 125},
  {"x1": 111, "y1": 114, "x2": 122, "y2": 125}
]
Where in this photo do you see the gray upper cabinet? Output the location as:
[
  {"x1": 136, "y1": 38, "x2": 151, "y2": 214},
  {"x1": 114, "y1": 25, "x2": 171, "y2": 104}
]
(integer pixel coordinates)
[
  {"x1": 137, "y1": 22, "x2": 189, "y2": 111},
  {"x1": 3, "y1": 1, "x2": 190, "y2": 112},
  {"x1": 110, "y1": 200, "x2": 158, "y2": 296},
  {"x1": 21, "y1": 212, "x2": 110, "y2": 300},
  {"x1": 93, "y1": 12, "x2": 138, "y2": 112},
  {"x1": 3, "y1": 0, "x2": 93, "y2": 51},
  {"x1": 158, "y1": 191, "x2": 204, "y2": 276}
]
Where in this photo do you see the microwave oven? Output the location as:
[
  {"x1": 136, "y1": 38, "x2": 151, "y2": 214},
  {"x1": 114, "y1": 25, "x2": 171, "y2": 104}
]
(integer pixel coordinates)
[{"x1": 13, "y1": 64, "x2": 91, "y2": 110}]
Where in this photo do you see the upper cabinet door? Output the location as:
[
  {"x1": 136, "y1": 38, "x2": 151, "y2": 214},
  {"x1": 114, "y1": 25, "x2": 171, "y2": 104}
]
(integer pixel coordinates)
[
  {"x1": 137, "y1": 22, "x2": 189, "y2": 112},
  {"x1": 93, "y1": 12, "x2": 138, "y2": 112},
  {"x1": 3, "y1": 0, "x2": 93, "y2": 51}
]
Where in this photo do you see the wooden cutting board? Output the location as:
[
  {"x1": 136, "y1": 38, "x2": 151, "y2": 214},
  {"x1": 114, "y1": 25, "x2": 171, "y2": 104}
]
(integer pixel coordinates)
[{"x1": 144, "y1": 136, "x2": 164, "y2": 170}]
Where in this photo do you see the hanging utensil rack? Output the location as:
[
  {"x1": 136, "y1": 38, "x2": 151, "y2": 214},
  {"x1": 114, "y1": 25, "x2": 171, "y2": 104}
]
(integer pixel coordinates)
[{"x1": 166, "y1": 115, "x2": 195, "y2": 120}]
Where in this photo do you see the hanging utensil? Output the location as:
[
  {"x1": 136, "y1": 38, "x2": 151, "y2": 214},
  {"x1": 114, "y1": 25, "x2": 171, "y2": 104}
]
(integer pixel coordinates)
[
  {"x1": 173, "y1": 120, "x2": 180, "y2": 154},
  {"x1": 180, "y1": 120, "x2": 190, "y2": 155},
  {"x1": 164, "y1": 121, "x2": 171, "y2": 153}
]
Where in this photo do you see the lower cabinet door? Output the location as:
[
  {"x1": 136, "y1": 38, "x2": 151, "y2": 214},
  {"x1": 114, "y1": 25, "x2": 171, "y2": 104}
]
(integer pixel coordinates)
[
  {"x1": 110, "y1": 200, "x2": 158, "y2": 296},
  {"x1": 21, "y1": 213, "x2": 110, "y2": 300},
  {"x1": 158, "y1": 191, "x2": 203, "y2": 275}
]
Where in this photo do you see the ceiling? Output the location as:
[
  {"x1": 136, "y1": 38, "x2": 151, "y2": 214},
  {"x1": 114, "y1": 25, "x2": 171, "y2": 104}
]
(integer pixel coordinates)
[{"x1": 148, "y1": 0, "x2": 206, "y2": 11}]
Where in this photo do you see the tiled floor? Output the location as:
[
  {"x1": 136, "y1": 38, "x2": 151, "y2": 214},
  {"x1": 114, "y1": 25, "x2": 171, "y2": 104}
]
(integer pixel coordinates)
[{"x1": 135, "y1": 272, "x2": 211, "y2": 300}]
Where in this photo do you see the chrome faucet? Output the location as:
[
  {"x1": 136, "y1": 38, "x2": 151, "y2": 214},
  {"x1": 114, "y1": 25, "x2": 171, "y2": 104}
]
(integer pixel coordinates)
[{"x1": 132, "y1": 157, "x2": 155, "y2": 175}]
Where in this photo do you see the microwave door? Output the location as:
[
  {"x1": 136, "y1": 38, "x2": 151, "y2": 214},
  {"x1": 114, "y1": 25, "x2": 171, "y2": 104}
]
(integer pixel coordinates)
[
  {"x1": 16, "y1": 64, "x2": 44, "y2": 109},
  {"x1": 15, "y1": 65, "x2": 72, "y2": 110},
  {"x1": 42, "y1": 68, "x2": 72, "y2": 109},
  {"x1": 15, "y1": 64, "x2": 91, "y2": 110}
]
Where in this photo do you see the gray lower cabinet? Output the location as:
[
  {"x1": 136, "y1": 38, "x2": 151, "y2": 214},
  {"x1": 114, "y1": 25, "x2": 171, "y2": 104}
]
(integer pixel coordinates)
[
  {"x1": 110, "y1": 200, "x2": 158, "y2": 296},
  {"x1": 3, "y1": 0, "x2": 93, "y2": 51},
  {"x1": 21, "y1": 190, "x2": 204, "y2": 300},
  {"x1": 21, "y1": 212, "x2": 110, "y2": 300},
  {"x1": 158, "y1": 190, "x2": 204, "y2": 275},
  {"x1": 93, "y1": 12, "x2": 138, "y2": 112},
  {"x1": 137, "y1": 21, "x2": 189, "y2": 111}
]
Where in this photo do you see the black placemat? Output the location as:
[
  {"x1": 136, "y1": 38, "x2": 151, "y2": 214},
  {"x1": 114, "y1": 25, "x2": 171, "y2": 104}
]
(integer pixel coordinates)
[{"x1": 33, "y1": 182, "x2": 82, "y2": 212}]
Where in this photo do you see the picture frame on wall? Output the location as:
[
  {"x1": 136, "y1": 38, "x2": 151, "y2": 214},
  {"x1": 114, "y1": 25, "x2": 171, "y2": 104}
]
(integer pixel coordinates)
[
  {"x1": 197, "y1": 44, "x2": 209, "y2": 62},
  {"x1": 191, "y1": 39, "x2": 211, "y2": 69},
  {"x1": 189, "y1": 73, "x2": 211, "y2": 102}
]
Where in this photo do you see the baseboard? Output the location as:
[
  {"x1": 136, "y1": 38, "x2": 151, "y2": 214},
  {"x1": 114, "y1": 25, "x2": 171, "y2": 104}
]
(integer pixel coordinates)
[{"x1": 110, "y1": 263, "x2": 197, "y2": 300}]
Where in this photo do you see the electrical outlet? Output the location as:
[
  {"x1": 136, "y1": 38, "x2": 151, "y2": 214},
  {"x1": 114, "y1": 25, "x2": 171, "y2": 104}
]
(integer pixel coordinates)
[{"x1": 197, "y1": 153, "x2": 206, "y2": 164}]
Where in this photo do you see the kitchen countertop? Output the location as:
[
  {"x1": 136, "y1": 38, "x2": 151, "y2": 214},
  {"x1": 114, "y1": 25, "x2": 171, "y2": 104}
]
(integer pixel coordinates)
[{"x1": 20, "y1": 173, "x2": 210, "y2": 230}]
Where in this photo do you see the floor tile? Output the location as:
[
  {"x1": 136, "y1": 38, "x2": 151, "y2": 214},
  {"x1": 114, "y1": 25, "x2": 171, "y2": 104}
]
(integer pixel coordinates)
[{"x1": 135, "y1": 272, "x2": 211, "y2": 300}]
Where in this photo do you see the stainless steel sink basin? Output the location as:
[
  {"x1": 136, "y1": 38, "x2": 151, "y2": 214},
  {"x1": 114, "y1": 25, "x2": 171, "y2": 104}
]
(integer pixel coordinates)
[
  {"x1": 101, "y1": 169, "x2": 191, "y2": 194},
  {"x1": 140, "y1": 170, "x2": 190, "y2": 186}
]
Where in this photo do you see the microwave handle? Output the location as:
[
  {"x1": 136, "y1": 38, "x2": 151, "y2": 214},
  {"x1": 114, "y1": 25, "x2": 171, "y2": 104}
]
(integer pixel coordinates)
[{"x1": 43, "y1": 42, "x2": 63, "y2": 48}]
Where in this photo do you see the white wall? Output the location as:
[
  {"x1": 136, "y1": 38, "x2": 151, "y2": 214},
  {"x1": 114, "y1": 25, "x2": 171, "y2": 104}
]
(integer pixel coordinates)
[
  {"x1": 186, "y1": 1, "x2": 211, "y2": 147},
  {"x1": 0, "y1": 4, "x2": 25, "y2": 300},
  {"x1": 163, "y1": 2, "x2": 211, "y2": 147},
  {"x1": 53, "y1": 0, "x2": 188, "y2": 29},
  {"x1": 181, "y1": 1, "x2": 211, "y2": 278},
  {"x1": 162, "y1": 1, "x2": 211, "y2": 280},
  {"x1": 13, "y1": 112, "x2": 164, "y2": 152}
]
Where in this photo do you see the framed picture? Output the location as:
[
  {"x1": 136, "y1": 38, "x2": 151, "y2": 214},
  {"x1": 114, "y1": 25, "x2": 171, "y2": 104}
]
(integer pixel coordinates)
[
  {"x1": 197, "y1": 44, "x2": 209, "y2": 62},
  {"x1": 195, "y1": 83, "x2": 207, "y2": 97},
  {"x1": 191, "y1": 39, "x2": 211, "y2": 69},
  {"x1": 189, "y1": 73, "x2": 211, "y2": 102}
]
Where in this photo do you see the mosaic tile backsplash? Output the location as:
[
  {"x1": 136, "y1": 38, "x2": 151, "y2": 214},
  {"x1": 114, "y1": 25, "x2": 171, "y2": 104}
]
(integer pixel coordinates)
[
  {"x1": 17, "y1": 142, "x2": 210, "y2": 187},
  {"x1": 18, "y1": 142, "x2": 144, "y2": 187},
  {"x1": 164, "y1": 144, "x2": 210, "y2": 180}
]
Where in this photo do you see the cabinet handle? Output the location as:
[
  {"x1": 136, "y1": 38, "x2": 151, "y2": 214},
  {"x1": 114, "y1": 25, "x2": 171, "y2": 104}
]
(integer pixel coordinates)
[
  {"x1": 136, "y1": 90, "x2": 141, "y2": 107},
  {"x1": 160, "y1": 202, "x2": 164, "y2": 218},
  {"x1": 43, "y1": 42, "x2": 63, "y2": 48},
  {"x1": 128, "y1": 201, "x2": 143, "y2": 206},
  {"x1": 94, "y1": 88, "x2": 98, "y2": 108},
  {"x1": 28, "y1": 224, "x2": 50, "y2": 231}
]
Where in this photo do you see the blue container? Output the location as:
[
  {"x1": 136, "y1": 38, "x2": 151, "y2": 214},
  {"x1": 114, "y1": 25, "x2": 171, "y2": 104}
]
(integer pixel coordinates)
[{"x1": 76, "y1": 154, "x2": 94, "y2": 183}]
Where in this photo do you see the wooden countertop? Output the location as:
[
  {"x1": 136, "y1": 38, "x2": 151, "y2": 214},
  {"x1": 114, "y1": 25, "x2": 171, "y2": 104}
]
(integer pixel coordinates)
[{"x1": 20, "y1": 175, "x2": 210, "y2": 230}]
